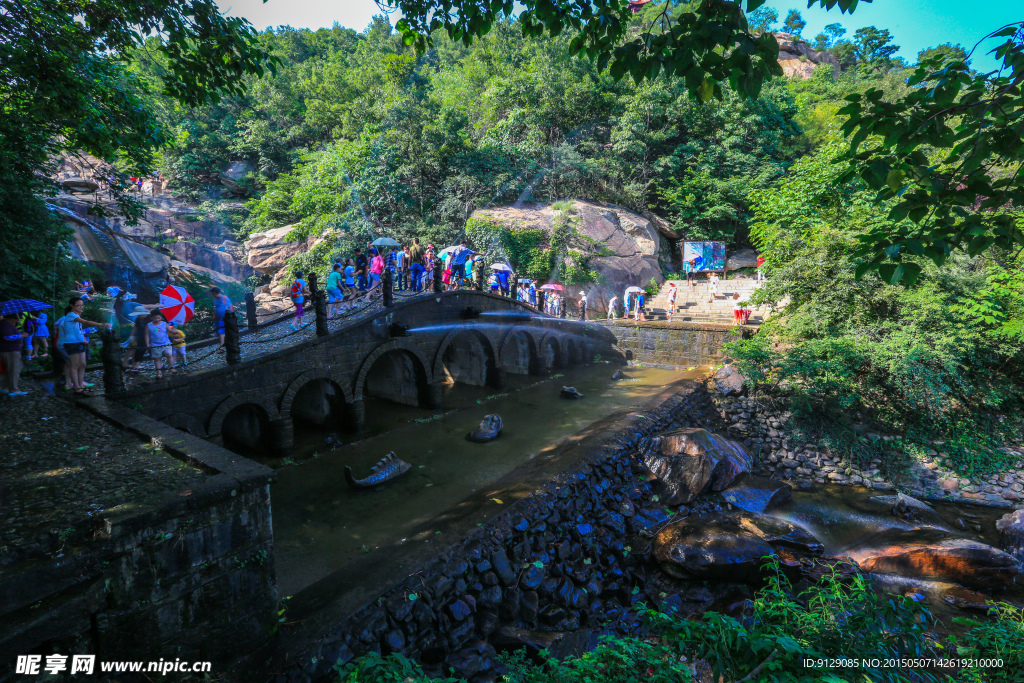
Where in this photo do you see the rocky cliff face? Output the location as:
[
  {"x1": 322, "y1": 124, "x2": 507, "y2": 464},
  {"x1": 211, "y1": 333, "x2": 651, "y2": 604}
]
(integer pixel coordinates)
[
  {"x1": 774, "y1": 32, "x2": 841, "y2": 79},
  {"x1": 470, "y1": 200, "x2": 672, "y2": 315},
  {"x1": 244, "y1": 225, "x2": 324, "y2": 316}
]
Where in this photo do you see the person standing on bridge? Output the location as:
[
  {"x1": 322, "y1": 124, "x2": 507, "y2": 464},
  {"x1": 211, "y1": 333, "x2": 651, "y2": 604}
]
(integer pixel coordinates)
[
  {"x1": 578, "y1": 290, "x2": 588, "y2": 321},
  {"x1": 288, "y1": 271, "x2": 310, "y2": 331},
  {"x1": 636, "y1": 291, "x2": 647, "y2": 322},
  {"x1": 409, "y1": 238, "x2": 425, "y2": 292},
  {"x1": 354, "y1": 248, "x2": 368, "y2": 291},
  {"x1": 327, "y1": 262, "x2": 345, "y2": 318},
  {"x1": 607, "y1": 294, "x2": 619, "y2": 320},
  {"x1": 209, "y1": 288, "x2": 234, "y2": 352}
]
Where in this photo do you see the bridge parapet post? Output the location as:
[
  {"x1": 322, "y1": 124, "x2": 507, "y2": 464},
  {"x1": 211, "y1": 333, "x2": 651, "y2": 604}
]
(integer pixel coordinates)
[
  {"x1": 382, "y1": 267, "x2": 394, "y2": 308},
  {"x1": 100, "y1": 328, "x2": 126, "y2": 397},
  {"x1": 432, "y1": 261, "x2": 443, "y2": 294},
  {"x1": 224, "y1": 311, "x2": 241, "y2": 364},
  {"x1": 245, "y1": 292, "x2": 258, "y2": 329},
  {"x1": 309, "y1": 272, "x2": 329, "y2": 337}
]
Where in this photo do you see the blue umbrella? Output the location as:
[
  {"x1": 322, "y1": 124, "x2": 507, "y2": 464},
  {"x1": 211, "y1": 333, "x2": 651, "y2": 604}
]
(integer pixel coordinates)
[{"x1": 0, "y1": 299, "x2": 52, "y2": 316}]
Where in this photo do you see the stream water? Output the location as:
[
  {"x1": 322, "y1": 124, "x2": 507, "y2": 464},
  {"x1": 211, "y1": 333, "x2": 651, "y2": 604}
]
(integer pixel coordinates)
[
  {"x1": 773, "y1": 486, "x2": 1023, "y2": 630},
  {"x1": 271, "y1": 364, "x2": 694, "y2": 599}
]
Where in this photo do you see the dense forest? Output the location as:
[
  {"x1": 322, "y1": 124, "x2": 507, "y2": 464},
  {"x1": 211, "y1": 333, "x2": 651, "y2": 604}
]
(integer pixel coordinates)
[{"x1": 131, "y1": 10, "x2": 907, "y2": 251}]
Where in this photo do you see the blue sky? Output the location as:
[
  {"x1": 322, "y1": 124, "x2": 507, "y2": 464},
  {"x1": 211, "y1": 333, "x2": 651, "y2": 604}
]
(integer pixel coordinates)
[
  {"x1": 760, "y1": 0, "x2": 1019, "y2": 72},
  {"x1": 218, "y1": 0, "x2": 1019, "y2": 72}
]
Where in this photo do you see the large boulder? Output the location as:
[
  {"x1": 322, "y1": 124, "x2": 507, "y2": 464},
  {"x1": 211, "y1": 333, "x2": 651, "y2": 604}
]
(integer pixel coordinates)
[
  {"x1": 245, "y1": 225, "x2": 313, "y2": 275},
  {"x1": 469, "y1": 200, "x2": 665, "y2": 315},
  {"x1": 848, "y1": 538, "x2": 1022, "y2": 590},
  {"x1": 466, "y1": 414, "x2": 503, "y2": 443},
  {"x1": 713, "y1": 365, "x2": 746, "y2": 396},
  {"x1": 868, "y1": 493, "x2": 944, "y2": 527},
  {"x1": 725, "y1": 248, "x2": 759, "y2": 271},
  {"x1": 654, "y1": 512, "x2": 823, "y2": 582},
  {"x1": 640, "y1": 428, "x2": 751, "y2": 505},
  {"x1": 721, "y1": 476, "x2": 792, "y2": 514}
]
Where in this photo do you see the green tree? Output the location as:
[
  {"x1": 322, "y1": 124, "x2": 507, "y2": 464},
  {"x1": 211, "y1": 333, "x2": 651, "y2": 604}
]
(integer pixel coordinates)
[
  {"x1": 916, "y1": 42, "x2": 969, "y2": 67},
  {"x1": 812, "y1": 22, "x2": 847, "y2": 51},
  {"x1": 782, "y1": 9, "x2": 806, "y2": 37},
  {"x1": 747, "y1": 6, "x2": 778, "y2": 33},
  {"x1": 0, "y1": 0, "x2": 275, "y2": 298},
  {"x1": 852, "y1": 26, "x2": 901, "y2": 70}
]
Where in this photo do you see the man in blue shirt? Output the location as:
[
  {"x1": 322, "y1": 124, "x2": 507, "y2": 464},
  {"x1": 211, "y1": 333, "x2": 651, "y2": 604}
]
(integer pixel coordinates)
[
  {"x1": 447, "y1": 240, "x2": 479, "y2": 289},
  {"x1": 528, "y1": 282, "x2": 537, "y2": 306},
  {"x1": 209, "y1": 287, "x2": 234, "y2": 351}
]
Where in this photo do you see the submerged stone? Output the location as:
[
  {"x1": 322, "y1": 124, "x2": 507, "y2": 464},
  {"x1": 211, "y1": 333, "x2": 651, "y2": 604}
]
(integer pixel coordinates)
[{"x1": 466, "y1": 414, "x2": 503, "y2": 443}]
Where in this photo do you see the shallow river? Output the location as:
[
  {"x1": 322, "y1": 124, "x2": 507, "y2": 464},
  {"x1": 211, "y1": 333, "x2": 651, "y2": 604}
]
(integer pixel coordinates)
[{"x1": 271, "y1": 363, "x2": 694, "y2": 600}]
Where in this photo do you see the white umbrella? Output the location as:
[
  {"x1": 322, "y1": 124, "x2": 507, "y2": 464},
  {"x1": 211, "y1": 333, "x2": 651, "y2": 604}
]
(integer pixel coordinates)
[
  {"x1": 625, "y1": 286, "x2": 644, "y2": 294},
  {"x1": 490, "y1": 263, "x2": 513, "y2": 272}
]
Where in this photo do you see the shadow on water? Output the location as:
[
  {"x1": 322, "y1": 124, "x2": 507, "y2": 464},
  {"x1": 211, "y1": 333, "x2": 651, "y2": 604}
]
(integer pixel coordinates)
[{"x1": 272, "y1": 364, "x2": 695, "y2": 602}]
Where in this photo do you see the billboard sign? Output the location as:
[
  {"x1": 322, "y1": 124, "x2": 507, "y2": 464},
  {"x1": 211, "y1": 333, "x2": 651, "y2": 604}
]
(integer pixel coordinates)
[{"x1": 683, "y1": 241, "x2": 726, "y2": 272}]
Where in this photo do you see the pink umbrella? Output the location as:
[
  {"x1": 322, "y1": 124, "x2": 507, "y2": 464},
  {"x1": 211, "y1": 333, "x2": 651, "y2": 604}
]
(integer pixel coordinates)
[
  {"x1": 159, "y1": 285, "x2": 195, "y2": 325},
  {"x1": 541, "y1": 284, "x2": 565, "y2": 291}
]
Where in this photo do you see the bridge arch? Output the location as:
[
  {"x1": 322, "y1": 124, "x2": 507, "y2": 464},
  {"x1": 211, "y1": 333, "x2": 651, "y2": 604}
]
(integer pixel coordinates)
[
  {"x1": 433, "y1": 326, "x2": 501, "y2": 388},
  {"x1": 536, "y1": 332, "x2": 564, "y2": 372},
  {"x1": 354, "y1": 339, "x2": 437, "y2": 409},
  {"x1": 280, "y1": 368, "x2": 355, "y2": 429},
  {"x1": 497, "y1": 325, "x2": 540, "y2": 376},
  {"x1": 208, "y1": 392, "x2": 284, "y2": 454}
]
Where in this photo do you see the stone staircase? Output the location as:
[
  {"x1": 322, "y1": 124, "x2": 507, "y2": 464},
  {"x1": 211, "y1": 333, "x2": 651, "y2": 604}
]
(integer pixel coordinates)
[{"x1": 640, "y1": 278, "x2": 768, "y2": 325}]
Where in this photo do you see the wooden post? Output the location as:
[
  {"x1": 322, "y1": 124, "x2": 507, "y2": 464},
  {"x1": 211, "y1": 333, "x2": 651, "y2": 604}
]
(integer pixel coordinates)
[
  {"x1": 224, "y1": 311, "x2": 241, "y2": 365},
  {"x1": 382, "y1": 267, "x2": 394, "y2": 307},
  {"x1": 100, "y1": 328, "x2": 125, "y2": 396},
  {"x1": 245, "y1": 292, "x2": 258, "y2": 329},
  {"x1": 309, "y1": 272, "x2": 328, "y2": 337}
]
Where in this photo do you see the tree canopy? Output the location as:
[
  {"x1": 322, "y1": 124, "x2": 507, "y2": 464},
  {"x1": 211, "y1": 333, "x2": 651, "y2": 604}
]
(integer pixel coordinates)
[
  {"x1": 0, "y1": 0, "x2": 275, "y2": 298},
  {"x1": 381, "y1": 0, "x2": 1024, "y2": 281}
]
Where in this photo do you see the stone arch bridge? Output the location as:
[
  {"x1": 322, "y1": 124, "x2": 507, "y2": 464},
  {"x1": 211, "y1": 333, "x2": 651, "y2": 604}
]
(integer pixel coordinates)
[{"x1": 117, "y1": 291, "x2": 620, "y2": 455}]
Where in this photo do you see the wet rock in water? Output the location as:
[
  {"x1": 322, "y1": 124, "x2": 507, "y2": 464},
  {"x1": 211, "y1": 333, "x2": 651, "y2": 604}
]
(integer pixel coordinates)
[
  {"x1": 996, "y1": 509, "x2": 1024, "y2": 563},
  {"x1": 611, "y1": 370, "x2": 625, "y2": 380},
  {"x1": 560, "y1": 386, "x2": 584, "y2": 399},
  {"x1": 739, "y1": 513, "x2": 824, "y2": 555},
  {"x1": 466, "y1": 414, "x2": 503, "y2": 443},
  {"x1": 869, "y1": 493, "x2": 943, "y2": 526},
  {"x1": 849, "y1": 538, "x2": 1022, "y2": 590},
  {"x1": 713, "y1": 365, "x2": 746, "y2": 396},
  {"x1": 445, "y1": 640, "x2": 496, "y2": 680},
  {"x1": 721, "y1": 476, "x2": 792, "y2": 513},
  {"x1": 654, "y1": 517, "x2": 775, "y2": 582},
  {"x1": 653, "y1": 512, "x2": 823, "y2": 582},
  {"x1": 640, "y1": 428, "x2": 751, "y2": 505},
  {"x1": 942, "y1": 586, "x2": 996, "y2": 613}
]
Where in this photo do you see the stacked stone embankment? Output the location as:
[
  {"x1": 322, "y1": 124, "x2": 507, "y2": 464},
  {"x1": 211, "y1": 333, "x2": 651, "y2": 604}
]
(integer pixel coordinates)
[{"x1": 712, "y1": 392, "x2": 1024, "y2": 508}]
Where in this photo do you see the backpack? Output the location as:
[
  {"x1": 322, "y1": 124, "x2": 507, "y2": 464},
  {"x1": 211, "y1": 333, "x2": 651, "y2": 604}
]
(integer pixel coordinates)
[{"x1": 290, "y1": 280, "x2": 301, "y2": 298}]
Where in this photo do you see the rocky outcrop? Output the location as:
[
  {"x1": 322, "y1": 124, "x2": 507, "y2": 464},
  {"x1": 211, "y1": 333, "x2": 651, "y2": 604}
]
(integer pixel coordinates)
[
  {"x1": 996, "y1": 509, "x2": 1024, "y2": 563},
  {"x1": 470, "y1": 200, "x2": 667, "y2": 315},
  {"x1": 169, "y1": 240, "x2": 251, "y2": 281},
  {"x1": 654, "y1": 512, "x2": 823, "y2": 582},
  {"x1": 848, "y1": 538, "x2": 1022, "y2": 590},
  {"x1": 640, "y1": 428, "x2": 751, "y2": 505},
  {"x1": 245, "y1": 225, "x2": 312, "y2": 275},
  {"x1": 773, "y1": 32, "x2": 841, "y2": 79}
]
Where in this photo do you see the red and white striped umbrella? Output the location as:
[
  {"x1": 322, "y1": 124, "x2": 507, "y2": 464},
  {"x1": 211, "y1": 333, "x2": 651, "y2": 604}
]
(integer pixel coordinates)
[{"x1": 159, "y1": 285, "x2": 195, "y2": 325}]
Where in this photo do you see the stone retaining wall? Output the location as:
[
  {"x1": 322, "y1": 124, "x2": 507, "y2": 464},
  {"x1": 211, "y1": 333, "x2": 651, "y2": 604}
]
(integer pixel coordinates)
[
  {"x1": 0, "y1": 400, "x2": 278, "y2": 675},
  {"x1": 712, "y1": 392, "x2": 1024, "y2": 508},
  {"x1": 599, "y1": 321, "x2": 746, "y2": 368},
  {"x1": 274, "y1": 384, "x2": 729, "y2": 682}
]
